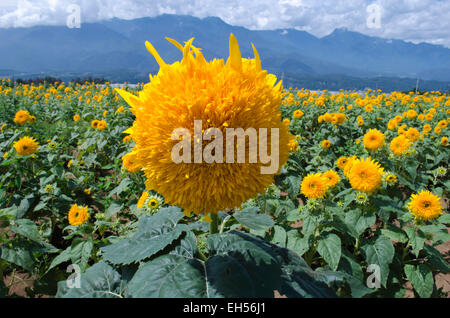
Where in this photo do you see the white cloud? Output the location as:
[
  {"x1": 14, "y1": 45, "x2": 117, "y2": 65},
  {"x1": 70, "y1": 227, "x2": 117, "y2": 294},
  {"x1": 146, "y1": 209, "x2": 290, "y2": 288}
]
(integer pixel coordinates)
[{"x1": 0, "y1": 0, "x2": 448, "y2": 48}]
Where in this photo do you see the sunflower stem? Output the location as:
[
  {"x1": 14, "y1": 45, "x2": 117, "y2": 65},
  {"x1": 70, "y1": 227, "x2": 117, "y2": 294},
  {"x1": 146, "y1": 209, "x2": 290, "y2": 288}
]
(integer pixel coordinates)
[{"x1": 210, "y1": 213, "x2": 219, "y2": 234}]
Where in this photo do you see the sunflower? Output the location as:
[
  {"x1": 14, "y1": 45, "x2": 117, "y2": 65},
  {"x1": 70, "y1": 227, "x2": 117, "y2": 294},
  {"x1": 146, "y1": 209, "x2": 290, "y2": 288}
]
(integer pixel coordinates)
[
  {"x1": 115, "y1": 106, "x2": 124, "y2": 114},
  {"x1": 13, "y1": 110, "x2": 30, "y2": 125},
  {"x1": 406, "y1": 109, "x2": 417, "y2": 119},
  {"x1": 91, "y1": 119, "x2": 99, "y2": 129},
  {"x1": 343, "y1": 155, "x2": 358, "y2": 177},
  {"x1": 336, "y1": 156, "x2": 348, "y2": 170},
  {"x1": 123, "y1": 135, "x2": 132, "y2": 143},
  {"x1": 354, "y1": 192, "x2": 368, "y2": 204},
  {"x1": 434, "y1": 126, "x2": 442, "y2": 134},
  {"x1": 116, "y1": 34, "x2": 291, "y2": 216},
  {"x1": 405, "y1": 127, "x2": 420, "y2": 142},
  {"x1": 442, "y1": 136, "x2": 449, "y2": 146},
  {"x1": 358, "y1": 119, "x2": 364, "y2": 126},
  {"x1": 383, "y1": 172, "x2": 397, "y2": 185},
  {"x1": 283, "y1": 118, "x2": 291, "y2": 126},
  {"x1": 423, "y1": 124, "x2": 432, "y2": 132},
  {"x1": 321, "y1": 139, "x2": 331, "y2": 149},
  {"x1": 288, "y1": 139, "x2": 298, "y2": 152},
  {"x1": 300, "y1": 173, "x2": 329, "y2": 199},
  {"x1": 390, "y1": 135, "x2": 410, "y2": 156},
  {"x1": 363, "y1": 129, "x2": 385, "y2": 151},
  {"x1": 387, "y1": 119, "x2": 397, "y2": 130},
  {"x1": 438, "y1": 120, "x2": 447, "y2": 129},
  {"x1": 293, "y1": 110, "x2": 304, "y2": 118},
  {"x1": 97, "y1": 120, "x2": 107, "y2": 130},
  {"x1": 408, "y1": 190, "x2": 443, "y2": 221},
  {"x1": 137, "y1": 191, "x2": 164, "y2": 215},
  {"x1": 394, "y1": 115, "x2": 402, "y2": 123},
  {"x1": 322, "y1": 170, "x2": 340, "y2": 188},
  {"x1": 13, "y1": 136, "x2": 39, "y2": 156},
  {"x1": 122, "y1": 151, "x2": 141, "y2": 173},
  {"x1": 68, "y1": 204, "x2": 90, "y2": 226},
  {"x1": 347, "y1": 157, "x2": 384, "y2": 194},
  {"x1": 336, "y1": 113, "x2": 346, "y2": 124},
  {"x1": 73, "y1": 114, "x2": 80, "y2": 121}
]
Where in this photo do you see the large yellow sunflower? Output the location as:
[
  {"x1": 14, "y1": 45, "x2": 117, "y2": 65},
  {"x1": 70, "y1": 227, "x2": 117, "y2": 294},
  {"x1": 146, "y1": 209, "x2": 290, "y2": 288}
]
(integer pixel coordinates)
[
  {"x1": 363, "y1": 128, "x2": 385, "y2": 151},
  {"x1": 300, "y1": 173, "x2": 329, "y2": 199},
  {"x1": 68, "y1": 204, "x2": 90, "y2": 226},
  {"x1": 116, "y1": 34, "x2": 292, "y2": 216},
  {"x1": 336, "y1": 156, "x2": 348, "y2": 170},
  {"x1": 390, "y1": 135, "x2": 410, "y2": 156},
  {"x1": 13, "y1": 136, "x2": 39, "y2": 156},
  {"x1": 408, "y1": 190, "x2": 443, "y2": 221},
  {"x1": 347, "y1": 157, "x2": 384, "y2": 194}
]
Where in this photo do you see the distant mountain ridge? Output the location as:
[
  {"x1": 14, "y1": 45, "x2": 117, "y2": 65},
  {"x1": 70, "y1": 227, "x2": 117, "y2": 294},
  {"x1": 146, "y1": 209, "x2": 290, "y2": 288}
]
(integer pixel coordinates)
[{"x1": 0, "y1": 14, "x2": 449, "y2": 83}]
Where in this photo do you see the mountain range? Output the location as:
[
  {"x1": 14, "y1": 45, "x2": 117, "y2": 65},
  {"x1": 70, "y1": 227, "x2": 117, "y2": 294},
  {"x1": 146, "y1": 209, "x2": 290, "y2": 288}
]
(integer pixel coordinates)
[{"x1": 0, "y1": 14, "x2": 449, "y2": 88}]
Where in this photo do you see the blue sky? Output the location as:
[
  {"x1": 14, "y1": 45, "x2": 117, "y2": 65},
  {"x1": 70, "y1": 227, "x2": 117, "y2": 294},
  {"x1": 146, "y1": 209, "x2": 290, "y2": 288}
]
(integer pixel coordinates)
[{"x1": 1, "y1": 0, "x2": 449, "y2": 48}]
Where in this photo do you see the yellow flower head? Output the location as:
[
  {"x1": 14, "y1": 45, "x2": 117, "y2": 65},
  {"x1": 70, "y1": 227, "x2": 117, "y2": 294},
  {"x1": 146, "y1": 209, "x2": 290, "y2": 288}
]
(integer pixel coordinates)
[
  {"x1": 442, "y1": 136, "x2": 449, "y2": 146},
  {"x1": 115, "y1": 106, "x2": 124, "y2": 114},
  {"x1": 13, "y1": 110, "x2": 30, "y2": 125},
  {"x1": 91, "y1": 119, "x2": 99, "y2": 129},
  {"x1": 116, "y1": 34, "x2": 291, "y2": 215},
  {"x1": 321, "y1": 139, "x2": 331, "y2": 149},
  {"x1": 73, "y1": 114, "x2": 80, "y2": 122},
  {"x1": 97, "y1": 120, "x2": 107, "y2": 130},
  {"x1": 363, "y1": 128, "x2": 385, "y2": 151},
  {"x1": 13, "y1": 136, "x2": 39, "y2": 156},
  {"x1": 300, "y1": 173, "x2": 329, "y2": 199},
  {"x1": 347, "y1": 157, "x2": 384, "y2": 194},
  {"x1": 293, "y1": 110, "x2": 304, "y2": 118},
  {"x1": 406, "y1": 109, "x2": 417, "y2": 119},
  {"x1": 390, "y1": 135, "x2": 410, "y2": 156},
  {"x1": 336, "y1": 156, "x2": 348, "y2": 170},
  {"x1": 387, "y1": 119, "x2": 398, "y2": 130},
  {"x1": 68, "y1": 204, "x2": 90, "y2": 226},
  {"x1": 322, "y1": 170, "x2": 340, "y2": 188},
  {"x1": 405, "y1": 127, "x2": 420, "y2": 142},
  {"x1": 122, "y1": 151, "x2": 141, "y2": 173},
  {"x1": 438, "y1": 120, "x2": 447, "y2": 129},
  {"x1": 434, "y1": 126, "x2": 442, "y2": 134},
  {"x1": 408, "y1": 190, "x2": 443, "y2": 221}
]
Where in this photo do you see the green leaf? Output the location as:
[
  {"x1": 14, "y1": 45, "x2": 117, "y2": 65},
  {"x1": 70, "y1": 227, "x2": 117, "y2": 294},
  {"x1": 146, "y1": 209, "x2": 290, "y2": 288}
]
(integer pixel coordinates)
[
  {"x1": 271, "y1": 225, "x2": 287, "y2": 247},
  {"x1": 47, "y1": 246, "x2": 73, "y2": 272},
  {"x1": 207, "y1": 231, "x2": 283, "y2": 297},
  {"x1": 285, "y1": 175, "x2": 301, "y2": 200},
  {"x1": 317, "y1": 233, "x2": 341, "y2": 271},
  {"x1": 0, "y1": 242, "x2": 34, "y2": 272},
  {"x1": 345, "y1": 209, "x2": 376, "y2": 237},
  {"x1": 56, "y1": 261, "x2": 123, "y2": 298},
  {"x1": 286, "y1": 230, "x2": 310, "y2": 256},
  {"x1": 127, "y1": 254, "x2": 206, "y2": 298},
  {"x1": 381, "y1": 227, "x2": 408, "y2": 243},
  {"x1": 102, "y1": 226, "x2": 186, "y2": 265},
  {"x1": 9, "y1": 219, "x2": 42, "y2": 242},
  {"x1": 105, "y1": 202, "x2": 122, "y2": 220},
  {"x1": 361, "y1": 236, "x2": 394, "y2": 288},
  {"x1": 101, "y1": 207, "x2": 187, "y2": 264},
  {"x1": 423, "y1": 244, "x2": 450, "y2": 273},
  {"x1": 404, "y1": 264, "x2": 434, "y2": 298},
  {"x1": 109, "y1": 178, "x2": 132, "y2": 197},
  {"x1": 438, "y1": 213, "x2": 450, "y2": 224},
  {"x1": 233, "y1": 207, "x2": 274, "y2": 232},
  {"x1": 405, "y1": 227, "x2": 425, "y2": 257}
]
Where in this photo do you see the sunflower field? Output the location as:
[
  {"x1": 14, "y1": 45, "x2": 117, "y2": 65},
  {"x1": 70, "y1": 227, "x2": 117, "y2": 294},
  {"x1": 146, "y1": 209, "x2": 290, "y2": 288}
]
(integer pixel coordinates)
[{"x1": 0, "y1": 35, "x2": 449, "y2": 299}]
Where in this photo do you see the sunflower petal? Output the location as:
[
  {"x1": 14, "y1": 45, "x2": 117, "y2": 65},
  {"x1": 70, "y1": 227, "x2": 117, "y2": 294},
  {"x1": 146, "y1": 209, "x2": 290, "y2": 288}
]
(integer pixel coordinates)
[
  {"x1": 228, "y1": 33, "x2": 242, "y2": 71},
  {"x1": 251, "y1": 43, "x2": 261, "y2": 71},
  {"x1": 145, "y1": 41, "x2": 166, "y2": 68}
]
